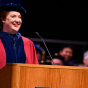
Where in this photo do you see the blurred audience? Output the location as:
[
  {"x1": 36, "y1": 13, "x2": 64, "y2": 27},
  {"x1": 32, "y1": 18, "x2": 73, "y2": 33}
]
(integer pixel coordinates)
[
  {"x1": 45, "y1": 55, "x2": 52, "y2": 63},
  {"x1": 80, "y1": 51, "x2": 88, "y2": 67},
  {"x1": 51, "y1": 53, "x2": 65, "y2": 65},
  {"x1": 34, "y1": 43, "x2": 45, "y2": 63},
  {"x1": 58, "y1": 45, "x2": 74, "y2": 66},
  {"x1": 45, "y1": 53, "x2": 65, "y2": 65},
  {"x1": 34, "y1": 43, "x2": 88, "y2": 67}
]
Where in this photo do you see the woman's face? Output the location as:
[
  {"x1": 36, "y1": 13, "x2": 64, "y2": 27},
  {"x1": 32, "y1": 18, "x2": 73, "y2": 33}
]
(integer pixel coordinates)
[{"x1": 2, "y1": 11, "x2": 22, "y2": 34}]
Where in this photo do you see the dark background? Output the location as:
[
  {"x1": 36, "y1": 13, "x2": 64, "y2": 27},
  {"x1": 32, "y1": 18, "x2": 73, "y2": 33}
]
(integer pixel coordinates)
[
  {"x1": 22, "y1": 1, "x2": 88, "y2": 41},
  {"x1": 21, "y1": 1, "x2": 88, "y2": 64},
  {"x1": 1, "y1": 0, "x2": 88, "y2": 64}
]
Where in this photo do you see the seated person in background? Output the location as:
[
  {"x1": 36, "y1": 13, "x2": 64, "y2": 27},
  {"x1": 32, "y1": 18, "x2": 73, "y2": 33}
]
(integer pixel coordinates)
[
  {"x1": 42, "y1": 55, "x2": 52, "y2": 65},
  {"x1": 82, "y1": 51, "x2": 88, "y2": 67},
  {"x1": 51, "y1": 53, "x2": 65, "y2": 65},
  {"x1": 45, "y1": 55, "x2": 52, "y2": 63},
  {"x1": 58, "y1": 45, "x2": 74, "y2": 66},
  {"x1": 34, "y1": 43, "x2": 45, "y2": 63}
]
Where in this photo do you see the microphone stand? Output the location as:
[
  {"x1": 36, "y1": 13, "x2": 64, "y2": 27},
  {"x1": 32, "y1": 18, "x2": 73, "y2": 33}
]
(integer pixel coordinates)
[{"x1": 35, "y1": 32, "x2": 55, "y2": 65}]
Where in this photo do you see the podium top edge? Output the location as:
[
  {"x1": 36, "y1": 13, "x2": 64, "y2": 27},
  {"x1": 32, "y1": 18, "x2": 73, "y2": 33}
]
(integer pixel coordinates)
[{"x1": 5, "y1": 63, "x2": 88, "y2": 70}]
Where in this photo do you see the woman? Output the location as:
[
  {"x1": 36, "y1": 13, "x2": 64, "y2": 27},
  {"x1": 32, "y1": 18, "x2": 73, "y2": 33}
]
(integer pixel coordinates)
[{"x1": 0, "y1": 3, "x2": 38, "y2": 69}]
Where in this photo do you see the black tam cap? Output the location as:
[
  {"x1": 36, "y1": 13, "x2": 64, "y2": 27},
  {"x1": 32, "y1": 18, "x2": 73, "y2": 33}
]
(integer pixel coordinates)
[
  {"x1": 52, "y1": 53, "x2": 65, "y2": 61},
  {"x1": 0, "y1": 3, "x2": 26, "y2": 15}
]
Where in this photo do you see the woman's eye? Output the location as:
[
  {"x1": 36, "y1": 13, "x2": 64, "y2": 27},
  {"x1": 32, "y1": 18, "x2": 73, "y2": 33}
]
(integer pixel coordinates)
[
  {"x1": 11, "y1": 16, "x2": 15, "y2": 18},
  {"x1": 19, "y1": 17, "x2": 21, "y2": 18}
]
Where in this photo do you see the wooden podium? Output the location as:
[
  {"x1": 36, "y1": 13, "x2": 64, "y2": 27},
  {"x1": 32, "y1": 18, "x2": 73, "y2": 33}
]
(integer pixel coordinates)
[{"x1": 0, "y1": 63, "x2": 88, "y2": 88}]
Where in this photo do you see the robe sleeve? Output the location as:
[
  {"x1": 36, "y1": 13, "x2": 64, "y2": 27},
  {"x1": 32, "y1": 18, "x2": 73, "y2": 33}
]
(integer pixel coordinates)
[
  {"x1": 22, "y1": 36, "x2": 39, "y2": 64},
  {"x1": 0, "y1": 39, "x2": 6, "y2": 69}
]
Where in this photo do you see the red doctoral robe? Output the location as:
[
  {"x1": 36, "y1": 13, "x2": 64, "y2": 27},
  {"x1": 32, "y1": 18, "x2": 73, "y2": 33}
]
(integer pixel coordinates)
[{"x1": 0, "y1": 36, "x2": 39, "y2": 69}]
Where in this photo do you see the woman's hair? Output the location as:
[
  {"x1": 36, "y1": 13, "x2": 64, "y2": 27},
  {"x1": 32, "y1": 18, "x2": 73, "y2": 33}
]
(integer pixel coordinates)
[{"x1": 0, "y1": 11, "x2": 9, "y2": 31}]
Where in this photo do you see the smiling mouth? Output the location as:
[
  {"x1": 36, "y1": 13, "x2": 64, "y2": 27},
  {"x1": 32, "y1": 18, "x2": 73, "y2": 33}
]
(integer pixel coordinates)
[
  {"x1": 14, "y1": 25, "x2": 19, "y2": 27},
  {"x1": 13, "y1": 24, "x2": 20, "y2": 27}
]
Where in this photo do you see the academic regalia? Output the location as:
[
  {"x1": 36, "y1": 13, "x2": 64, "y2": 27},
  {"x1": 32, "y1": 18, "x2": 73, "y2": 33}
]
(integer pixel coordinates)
[{"x1": 0, "y1": 31, "x2": 38, "y2": 69}]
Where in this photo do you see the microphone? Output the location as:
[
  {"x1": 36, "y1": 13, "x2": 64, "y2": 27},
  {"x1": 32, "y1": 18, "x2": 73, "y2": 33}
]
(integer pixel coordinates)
[{"x1": 35, "y1": 32, "x2": 55, "y2": 65}]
